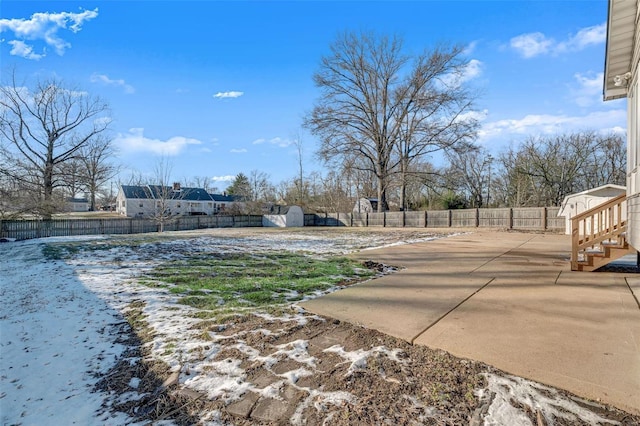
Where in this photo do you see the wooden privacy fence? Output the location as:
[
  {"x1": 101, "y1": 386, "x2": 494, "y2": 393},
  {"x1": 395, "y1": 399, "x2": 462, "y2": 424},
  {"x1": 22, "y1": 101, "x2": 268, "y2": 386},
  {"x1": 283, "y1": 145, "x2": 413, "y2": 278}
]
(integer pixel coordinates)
[
  {"x1": 2, "y1": 208, "x2": 563, "y2": 241},
  {"x1": 0, "y1": 215, "x2": 263, "y2": 241},
  {"x1": 305, "y1": 207, "x2": 564, "y2": 231}
]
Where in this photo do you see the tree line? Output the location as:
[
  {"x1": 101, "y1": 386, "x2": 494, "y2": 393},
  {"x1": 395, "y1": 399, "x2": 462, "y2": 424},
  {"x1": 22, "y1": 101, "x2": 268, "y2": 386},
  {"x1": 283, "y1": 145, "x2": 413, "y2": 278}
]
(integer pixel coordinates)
[{"x1": 0, "y1": 31, "x2": 626, "y2": 219}]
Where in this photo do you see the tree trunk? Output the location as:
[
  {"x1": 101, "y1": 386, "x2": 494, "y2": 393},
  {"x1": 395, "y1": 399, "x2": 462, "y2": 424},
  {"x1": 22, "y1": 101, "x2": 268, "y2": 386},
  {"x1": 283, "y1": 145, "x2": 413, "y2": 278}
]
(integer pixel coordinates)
[
  {"x1": 90, "y1": 188, "x2": 97, "y2": 211},
  {"x1": 43, "y1": 148, "x2": 55, "y2": 220}
]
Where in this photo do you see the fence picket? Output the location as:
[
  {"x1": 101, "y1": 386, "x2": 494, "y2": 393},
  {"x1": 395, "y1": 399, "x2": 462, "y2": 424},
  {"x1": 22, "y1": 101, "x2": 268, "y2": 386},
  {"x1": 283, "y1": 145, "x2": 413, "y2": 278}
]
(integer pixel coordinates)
[{"x1": 0, "y1": 207, "x2": 564, "y2": 241}]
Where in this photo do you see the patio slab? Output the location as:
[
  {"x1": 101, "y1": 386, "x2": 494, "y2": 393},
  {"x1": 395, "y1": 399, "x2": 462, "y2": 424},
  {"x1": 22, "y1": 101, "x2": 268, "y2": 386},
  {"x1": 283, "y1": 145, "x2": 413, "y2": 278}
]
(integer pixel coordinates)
[{"x1": 300, "y1": 231, "x2": 640, "y2": 414}]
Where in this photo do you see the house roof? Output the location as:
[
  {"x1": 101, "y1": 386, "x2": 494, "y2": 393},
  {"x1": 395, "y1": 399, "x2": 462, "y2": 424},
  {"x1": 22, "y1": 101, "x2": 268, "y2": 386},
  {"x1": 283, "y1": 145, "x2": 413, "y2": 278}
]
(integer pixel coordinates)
[
  {"x1": 121, "y1": 185, "x2": 153, "y2": 199},
  {"x1": 121, "y1": 185, "x2": 218, "y2": 201},
  {"x1": 210, "y1": 193, "x2": 238, "y2": 202},
  {"x1": 120, "y1": 185, "x2": 246, "y2": 204},
  {"x1": 603, "y1": 0, "x2": 638, "y2": 100},
  {"x1": 568, "y1": 183, "x2": 626, "y2": 196},
  {"x1": 146, "y1": 186, "x2": 214, "y2": 201},
  {"x1": 558, "y1": 184, "x2": 627, "y2": 216}
]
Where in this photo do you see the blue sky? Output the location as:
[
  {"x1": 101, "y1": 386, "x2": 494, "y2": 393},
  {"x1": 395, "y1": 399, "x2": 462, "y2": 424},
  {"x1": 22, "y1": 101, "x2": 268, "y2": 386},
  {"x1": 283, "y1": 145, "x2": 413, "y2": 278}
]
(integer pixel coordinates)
[{"x1": 0, "y1": 1, "x2": 625, "y2": 190}]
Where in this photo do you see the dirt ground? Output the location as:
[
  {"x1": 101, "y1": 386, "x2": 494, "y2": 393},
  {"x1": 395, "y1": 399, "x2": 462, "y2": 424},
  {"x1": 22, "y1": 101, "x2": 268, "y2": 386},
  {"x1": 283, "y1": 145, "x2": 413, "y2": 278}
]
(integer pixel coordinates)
[
  {"x1": 102, "y1": 310, "x2": 640, "y2": 426},
  {"x1": 23, "y1": 226, "x2": 640, "y2": 425}
]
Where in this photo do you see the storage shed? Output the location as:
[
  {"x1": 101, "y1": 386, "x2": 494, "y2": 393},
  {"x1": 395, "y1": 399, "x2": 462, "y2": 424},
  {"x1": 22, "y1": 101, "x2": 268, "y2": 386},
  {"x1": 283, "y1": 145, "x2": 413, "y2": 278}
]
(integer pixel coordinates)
[
  {"x1": 353, "y1": 198, "x2": 386, "y2": 213},
  {"x1": 262, "y1": 205, "x2": 304, "y2": 227},
  {"x1": 66, "y1": 197, "x2": 89, "y2": 212},
  {"x1": 558, "y1": 184, "x2": 626, "y2": 234}
]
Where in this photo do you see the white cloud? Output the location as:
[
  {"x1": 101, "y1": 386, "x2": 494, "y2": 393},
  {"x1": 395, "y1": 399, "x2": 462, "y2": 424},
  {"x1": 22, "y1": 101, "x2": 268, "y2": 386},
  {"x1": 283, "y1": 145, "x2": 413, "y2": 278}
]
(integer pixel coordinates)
[
  {"x1": 211, "y1": 175, "x2": 235, "y2": 182},
  {"x1": 7, "y1": 40, "x2": 44, "y2": 60},
  {"x1": 113, "y1": 128, "x2": 201, "y2": 156},
  {"x1": 461, "y1": 59, "x2": 483, "y2": 82},
  {"x1": 570, "y1": 72, "x2": 603, "y2": 107},
  {"x1": 478, "y1": 109, "x2": 626, "y2": 142},
  {"x1": 510, "y1": 32, "x2": 554, "y2": 58},
  {"x1": 463, "y1": 41, "x2": 479, "y2": 55},
  {"x1": 268, "y1": 137, "x2": 292, "y2": 147},
  {"x1": 90, "y1": 73, "x2": 135, "y2": 94},
  {"x1": 557, "y1": 23, "x2": 606, "y2": 53},
  {"x1": 510, "y1": 22, "x2": 606, "y2": 58},
  {"x1": 0, "y1": 9, "x2": 98, "y2": 59},
  {"x1": 213, "y1": 91, "x2": 244, "y2": 99},
  {"x1": 440, "y1": 59, "x2": 483, "y2": 87},
  {"x1": 230, "y1": 148, "x2": 247, "y2": 153},
  {"x1": 253, "y1": 137, "x2": 293, "y2": 147},
  {"x1": 93, "y1": 116, "x2": 113, "y2": 127},
  {"x1": 457, "y1": 109, "x2": 489, "y2": 123}
]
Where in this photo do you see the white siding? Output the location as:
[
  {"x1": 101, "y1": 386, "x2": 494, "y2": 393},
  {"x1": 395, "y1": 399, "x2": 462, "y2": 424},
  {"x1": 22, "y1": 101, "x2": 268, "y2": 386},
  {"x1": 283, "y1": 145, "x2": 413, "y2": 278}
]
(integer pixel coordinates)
[{"x1": 627, "y1": 70, "x2": 640, "y2": 249}]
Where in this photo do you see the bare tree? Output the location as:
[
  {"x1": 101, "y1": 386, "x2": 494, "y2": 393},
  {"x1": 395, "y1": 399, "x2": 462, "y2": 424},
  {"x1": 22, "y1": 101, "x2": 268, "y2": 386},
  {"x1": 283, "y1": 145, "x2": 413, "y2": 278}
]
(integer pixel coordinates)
[
  {"x1": 292, "y1": 131, "x2": 306, "y2": 204},
  {"x1": 58, "y1": 158, "x2": 86, "y2": 200},
  {"x1": 446, "y1": 146, "x2": 493, "y2": 208},
  {"x1": 79, "y1": 135, "x2": 119, "y2": 211},
  {"x1": 305, "y1": 31, "x2": 478, "y2": 212},
  {"x1": 123, "y1": 170, "x2": 147, "y2": 186},
  {"x1": 392, "y1": 49, "x2": 478, "y2": 211},
  {"x1": 495, "y1": 132, "x2": 622, "y2": 207},
  {"x1": 248, "y1": 169, "x2": 273, "y2": 202},
  {"x1": 0, "y1": 73, "x2": 110, "y2": 219},
  {"x1": 148, "y1": 157, "x2": 179, "y2": 232},
  {"x1": 187, "y1": 175, "x2": 217, "y2": 193},
  {"x1": 588, "y1": 133, "x2": 626, "y2": 187}
]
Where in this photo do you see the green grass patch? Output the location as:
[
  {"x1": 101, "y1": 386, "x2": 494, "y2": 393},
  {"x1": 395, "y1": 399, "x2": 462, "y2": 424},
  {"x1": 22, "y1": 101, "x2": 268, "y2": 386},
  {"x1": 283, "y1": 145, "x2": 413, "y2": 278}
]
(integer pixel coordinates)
[{"x1": 144, "y1": 252, "x2": 374, "y2": 311}]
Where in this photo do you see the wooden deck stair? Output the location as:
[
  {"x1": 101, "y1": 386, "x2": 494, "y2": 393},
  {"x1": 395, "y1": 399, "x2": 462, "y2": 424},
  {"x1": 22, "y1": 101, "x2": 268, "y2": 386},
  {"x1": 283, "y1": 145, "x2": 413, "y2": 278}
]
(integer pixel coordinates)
[{"x1": 571, "y1": 193, "x2": 634, "y2": 271}]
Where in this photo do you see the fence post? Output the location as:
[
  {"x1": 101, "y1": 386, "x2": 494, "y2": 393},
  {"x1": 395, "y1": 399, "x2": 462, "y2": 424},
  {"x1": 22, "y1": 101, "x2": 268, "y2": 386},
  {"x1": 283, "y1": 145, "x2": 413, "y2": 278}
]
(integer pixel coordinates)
[
  {"x1": 424, "y1": 211, "x2": 428, "y2": 228},
  {"x1": 543, "y1": 207, "x2": 548, "y2": 230},
  {"x1": 383, "y1": 212, "x2": 387, "y2": 228},
  {"x1": 448, "y1": 210, "x2": 452, "y2": 227},
  {"x1": 366, "y1": 212, "x2": 369, "y2": 227},
  {"x1": 475, "y1": 208, "x2": 480, "y2": 227},
  {"x1": 509, "y1": 208, "x2": 514, "y2": 229}
]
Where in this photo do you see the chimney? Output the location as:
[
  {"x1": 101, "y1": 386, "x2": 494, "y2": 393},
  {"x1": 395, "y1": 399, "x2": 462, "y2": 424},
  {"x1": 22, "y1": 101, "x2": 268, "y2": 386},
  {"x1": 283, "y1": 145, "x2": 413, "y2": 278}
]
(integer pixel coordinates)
[{"x1": 173, "y1": 182, "x2": 181, "y2": 191}]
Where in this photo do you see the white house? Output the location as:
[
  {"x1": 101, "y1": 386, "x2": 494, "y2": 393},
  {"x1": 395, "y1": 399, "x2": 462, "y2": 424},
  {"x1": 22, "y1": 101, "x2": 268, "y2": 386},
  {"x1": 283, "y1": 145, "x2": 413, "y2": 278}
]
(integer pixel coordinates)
[
  {"x1": 210, "y1": 193, "x2": 239, "y2": 214},
  {"x1": 604, "y1": 0, "x2": 639, "y2": 250},
  {"x1": 262, "y1": 205, "x2": 304, "y2": 227},
  {"x1": 558, "y1": 184, "x2": 627, "y2": 234},
  {"x1": 116, "y1": 184, "x2": 230, "y2": 218}
]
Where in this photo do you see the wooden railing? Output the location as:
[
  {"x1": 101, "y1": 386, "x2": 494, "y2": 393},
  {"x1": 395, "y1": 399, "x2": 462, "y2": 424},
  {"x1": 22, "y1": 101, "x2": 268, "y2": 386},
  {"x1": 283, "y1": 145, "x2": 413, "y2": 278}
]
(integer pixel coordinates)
[{"x1": 571, "y1": 193, "x2": 629, "y2": 270}]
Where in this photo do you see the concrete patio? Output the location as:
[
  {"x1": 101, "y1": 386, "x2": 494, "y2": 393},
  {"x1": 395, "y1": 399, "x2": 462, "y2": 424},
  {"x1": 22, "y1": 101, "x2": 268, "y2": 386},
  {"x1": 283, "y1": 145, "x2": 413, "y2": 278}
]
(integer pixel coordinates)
[{"x1": 301, "y1": 231, "x2": 640, "y2": 414}]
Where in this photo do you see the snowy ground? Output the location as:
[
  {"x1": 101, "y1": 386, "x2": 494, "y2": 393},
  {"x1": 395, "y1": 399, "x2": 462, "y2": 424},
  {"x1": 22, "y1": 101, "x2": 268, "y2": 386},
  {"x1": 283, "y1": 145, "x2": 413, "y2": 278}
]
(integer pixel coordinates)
[{"x1": 1, "y1": 228, "x2": 636, "y2": 425}]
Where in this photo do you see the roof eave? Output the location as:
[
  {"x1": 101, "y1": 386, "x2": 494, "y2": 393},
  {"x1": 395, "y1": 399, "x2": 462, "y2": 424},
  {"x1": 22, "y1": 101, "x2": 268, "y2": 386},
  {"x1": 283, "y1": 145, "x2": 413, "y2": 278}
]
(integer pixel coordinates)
[{"x1": 603, "y1": 0, "x2": 637, "y2": 101}]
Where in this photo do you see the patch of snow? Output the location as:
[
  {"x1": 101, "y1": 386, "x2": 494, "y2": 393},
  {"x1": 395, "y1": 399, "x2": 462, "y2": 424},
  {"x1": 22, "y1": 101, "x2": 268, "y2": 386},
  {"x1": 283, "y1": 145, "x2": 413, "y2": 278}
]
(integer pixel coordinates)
[
  {"x1": 323, "y1": 345, "x2": 407, "y2": 376},
  {"x1": 478, "y1": 373, "x2": 620, "y2": 426},
  {"x1": 0, "y1": 240, "x2": 142, "y2": 425},
  {"x1": 182, "y1": 358, "x2": 252, "y2": 403},
  {"x1": 291, "y1": 389, "x2": 356, "y2": 425},
  {"x1": 278, "y1": 367, "x2": 314, "y2": 384},
  {"x1": 0, "y1": 229, "x2": 461, "y2": 424}
]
